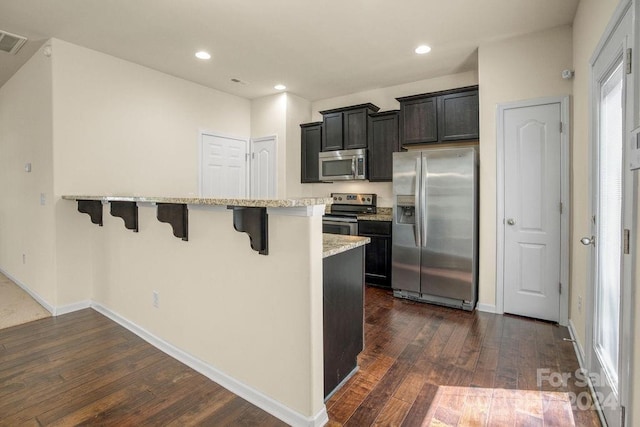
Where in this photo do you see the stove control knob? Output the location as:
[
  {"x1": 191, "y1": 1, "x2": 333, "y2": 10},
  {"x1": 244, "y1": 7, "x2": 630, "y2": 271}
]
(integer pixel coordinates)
[
  {"x1": 366, "y1": 197, "x2": 371, "y2": 202},
  {"x1": 333, "y1": 197, "x2": 338, "y2": 201},
  {"x1": 338, "y1": 197, "x2": 342, "y2": 201}
]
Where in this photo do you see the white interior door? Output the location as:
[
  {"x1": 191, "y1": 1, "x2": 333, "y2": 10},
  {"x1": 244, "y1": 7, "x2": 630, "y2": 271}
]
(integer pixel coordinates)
[
  {"x1": 250, "y1": 136, "x2": 277, "y2": 198},
  {"x1": 585, "y1": 5, "x2": 632, "y2": 425},
  {"x1": 200, "y1": 133, "x2": 248, "y2": 198},
  {"x1": 502, "y1": 102, "x2": 562, "y2": 322}
]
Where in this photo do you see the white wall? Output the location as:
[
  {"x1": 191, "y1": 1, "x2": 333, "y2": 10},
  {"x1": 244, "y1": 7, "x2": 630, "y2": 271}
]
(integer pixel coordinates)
[
  {"x1": 251, "y1": 93, "x2": 287, "y2": 197},
  {"x1": 305, "y1": 71, "x2": 479, "y2": 207},
  {"x1": 286, "y1": 93, "x2": 312, "y2": 198},
  {"x1": 50, "y1": 39, "x2": 251, "y2": 197},
  {"x1": 0, "y1": 43, "x2": 56, "y2": 306},
  {"x1": 477, "y1": 25, "x2": 573, "y2": 308},
  {"x1": 85, "y1": 205, "x2": 324, "y2": 418},
  {"x1": 250, "y1": 92, "x2": 314, "y2": 199}
]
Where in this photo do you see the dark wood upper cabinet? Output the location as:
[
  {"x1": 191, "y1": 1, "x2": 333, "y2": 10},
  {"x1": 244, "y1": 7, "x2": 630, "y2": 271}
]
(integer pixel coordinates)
[
  {"x1": 321, "y1": 112, "x2": 343, "y2": 151},
  {"x1": 438, "y1": 90, "x2": 479, "y2": 141},
  {"x1": 397, "y1": 86, "x2": 479, "y2": 146},
  {"x1": 368, "y1": 110, "x2": 399, "y2": 182},
  {"x1": 300, "y1": 122, "x2": 322, "y2": 183},
  {"x1": 320, "y1": 103, "x2": 379, "y2": 151},
  {"x1": 399, "y1": 96, "x2": 437, "y2": 144},
  {"x1": 343, "y1": 108, "x2": 370, "y2": 150}
]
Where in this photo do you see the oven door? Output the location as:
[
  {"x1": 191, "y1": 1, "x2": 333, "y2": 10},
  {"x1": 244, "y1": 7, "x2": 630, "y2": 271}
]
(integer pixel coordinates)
[{"x1": 322, "y1": 218, "x2": 358, "y2": 235}]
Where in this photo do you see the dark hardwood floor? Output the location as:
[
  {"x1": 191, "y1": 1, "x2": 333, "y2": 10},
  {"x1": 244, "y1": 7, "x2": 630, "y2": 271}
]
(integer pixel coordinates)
[
  {"x1": 327, "y1": 286, "x2": 602, "y2": 426},
  {"x1": 0, "y1": 287, "x2": 601, "y2": 426},
  {"x1": 0, "y1": 309, "x2": 285, "y2": 426}
]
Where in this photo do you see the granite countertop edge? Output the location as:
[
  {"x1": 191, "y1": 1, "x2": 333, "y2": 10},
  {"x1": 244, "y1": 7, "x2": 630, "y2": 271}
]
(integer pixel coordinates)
[
  {"x1": 356, "y1": 213, "x2": 393, "y2": 222},
  {"x1": 62, "y1": 195, "x2": 333, "y2": 208},
  {"x1": 323, "y1": 234, "x2": 370, "y2": 258}
]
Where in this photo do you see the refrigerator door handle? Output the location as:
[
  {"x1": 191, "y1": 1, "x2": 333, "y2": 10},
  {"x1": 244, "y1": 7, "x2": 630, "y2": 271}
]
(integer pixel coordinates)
[
  {"x1": 414, "y1": 157, "x2": 421, "y2": 247},
  {"x1": 421, "y1": 155, "x2": 428, "y2": 247}
]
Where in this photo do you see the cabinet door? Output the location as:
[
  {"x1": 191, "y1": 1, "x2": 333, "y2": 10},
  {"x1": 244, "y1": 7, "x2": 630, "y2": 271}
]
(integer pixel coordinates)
[
  {"x1": 358, "y1": 220, "x2": 392, "y2": 287},
  {"x1": 343, "y1": 108, "x2": 368, "y2": 150},
  {"x1": 438, "y1": 90, "x2": 479, "y2": 141},
  {"x1": 368, "y1": 112, "x2": 399, "y2": 182},
  {"x1": 322, "y1": 112, "x2": 343, "y2": 151},
  {"x1": 363, "y1": 235, "x2": 391, "y2": 287},
  {"x1": 401, "y1": 96, "x2": 438, "y2": 144},
  {"x1": 300, "y1": 123, "x2": 322, "y2": 183}
]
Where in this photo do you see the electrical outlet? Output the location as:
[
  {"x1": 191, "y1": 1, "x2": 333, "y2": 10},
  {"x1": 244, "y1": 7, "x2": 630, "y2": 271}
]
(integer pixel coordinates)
[
  {"x1": 153, "y1": 291, "x2": 159, "y2": 308},
  {"x1": 40, "y1": 193, "x2": 46, "y2": 206},
  {"x1": 578, "y1": 296, "x2": 582, "y2": 313}
]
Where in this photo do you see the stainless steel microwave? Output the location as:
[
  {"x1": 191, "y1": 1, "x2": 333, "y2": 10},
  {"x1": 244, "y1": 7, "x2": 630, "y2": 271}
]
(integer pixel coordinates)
[{"x1": 318, "y1": 148, "x2": 367, "y2": 181}]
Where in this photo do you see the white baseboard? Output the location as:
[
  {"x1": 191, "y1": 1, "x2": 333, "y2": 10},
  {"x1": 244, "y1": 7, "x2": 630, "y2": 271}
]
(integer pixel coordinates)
[
  {"x1": 567, "y1": 319, "x2": 586, "y2": 368},
  {"x1": 91, "y1": 303, "x2": 328, "y2": 427},
  {"x1": 0, "y1": 267, "x2": 55, "y2": 314},
  {"x1": 55, "y1": 300, "x2": 92, "y2": 316},
  {"x1": 567, "y1": 319, "x2": 607, "y2": 426},
  {"x1": 476, "y1": 303, "x2": 497, "y2": 313}
]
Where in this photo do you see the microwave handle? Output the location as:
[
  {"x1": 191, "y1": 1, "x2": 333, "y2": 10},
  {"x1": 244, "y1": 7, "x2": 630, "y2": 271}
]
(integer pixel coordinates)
[{"x1": 351, "y1": 158, "x2": 356, "y2": 178}]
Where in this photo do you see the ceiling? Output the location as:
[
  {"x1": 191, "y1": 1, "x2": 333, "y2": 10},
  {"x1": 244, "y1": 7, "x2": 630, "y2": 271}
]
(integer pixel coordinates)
[{"x1": 0, "y1": 0, "x2": 579, "y2": 101}]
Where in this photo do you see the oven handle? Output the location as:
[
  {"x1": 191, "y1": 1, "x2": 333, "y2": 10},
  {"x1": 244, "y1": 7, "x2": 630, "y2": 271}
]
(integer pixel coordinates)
[{"x1": 323, "y1": 220, "x2": 358, "y2": 235}]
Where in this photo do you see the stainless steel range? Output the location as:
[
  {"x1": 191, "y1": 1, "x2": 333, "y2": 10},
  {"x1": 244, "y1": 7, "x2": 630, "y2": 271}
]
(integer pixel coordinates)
[{"x1": 323, "y1": 193, "x2": 377, "y2": 236}]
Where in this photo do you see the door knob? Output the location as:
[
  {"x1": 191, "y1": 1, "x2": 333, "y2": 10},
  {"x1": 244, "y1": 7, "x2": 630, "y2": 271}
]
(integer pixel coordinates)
[
  {"x1": 506, "y1": 218, "x2": 516, "y2": 226},
  {"x1": 580, "y1": 236, "x2": 595, "y2": 246}
]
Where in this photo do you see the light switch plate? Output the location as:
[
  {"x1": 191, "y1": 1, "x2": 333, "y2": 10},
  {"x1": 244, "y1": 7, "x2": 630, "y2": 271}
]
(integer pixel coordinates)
[{"x1": 24, "y1": 163, "x2": 31, "y2": 172}]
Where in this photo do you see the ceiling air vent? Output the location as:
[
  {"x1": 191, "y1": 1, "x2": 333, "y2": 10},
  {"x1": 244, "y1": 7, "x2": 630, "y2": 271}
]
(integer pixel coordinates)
[{"x1": 0, "y1": 30, "x2": 27, "y2": 55}]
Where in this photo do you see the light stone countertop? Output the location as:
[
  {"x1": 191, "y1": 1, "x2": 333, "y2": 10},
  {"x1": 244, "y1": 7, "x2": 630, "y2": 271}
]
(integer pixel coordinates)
[
  {"x1": 323, "y1": 233, "x2": 370, "y2": 258},
  {"x1": 324, "y1": 206, "x2": 393, "y2": 222},
  {"x1": 356, "y1": 207, "x2": 393, "y2": 222},
  {"x1": 62, "y1": 195, "x2": 332, "y2": 208}
]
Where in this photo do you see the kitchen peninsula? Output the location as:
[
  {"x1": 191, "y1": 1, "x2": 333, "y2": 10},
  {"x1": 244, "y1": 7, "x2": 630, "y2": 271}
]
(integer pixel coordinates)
[
  {"x1": 322, "y1": 233, "x2": 369, "y2": 399},
  {"x1": 61, "y1": 194, "x2": 367, "y2": 426}
]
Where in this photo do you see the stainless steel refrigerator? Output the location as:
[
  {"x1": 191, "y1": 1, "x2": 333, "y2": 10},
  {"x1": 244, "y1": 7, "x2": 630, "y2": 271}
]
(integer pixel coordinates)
[{"x1": 392, "y1": 147, "x2": 478, "y2": 310}]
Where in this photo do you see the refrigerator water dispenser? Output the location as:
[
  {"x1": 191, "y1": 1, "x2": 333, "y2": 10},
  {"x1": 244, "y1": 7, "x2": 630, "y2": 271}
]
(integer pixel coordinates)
[{"x1": 396, "y1": 195, "x2": 415, "y2": 224}]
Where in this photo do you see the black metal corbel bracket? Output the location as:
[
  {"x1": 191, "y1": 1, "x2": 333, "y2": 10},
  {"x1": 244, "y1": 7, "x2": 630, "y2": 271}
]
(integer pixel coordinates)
[
  {"x1": 77, "y1": 200, "x2": 103, "y2": 226},
  {"x1": 157, "y1": 203, "x2": 188, "y2": 241},
  {"x1": 229, "y1": 206, "x2": 268, "y2": 255},
  {"x1": 110, "y1": 201, "x2": 138, "y2": 232}
]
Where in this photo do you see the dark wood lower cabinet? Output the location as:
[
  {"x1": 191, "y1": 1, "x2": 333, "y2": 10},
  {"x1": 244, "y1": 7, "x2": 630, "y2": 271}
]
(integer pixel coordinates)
[
  {"x1": 323, "y1": 246, "x2": 364, "y2": 398},
  {"x1": 358, "y1": 220, "x2": 392, "y2": 288}
]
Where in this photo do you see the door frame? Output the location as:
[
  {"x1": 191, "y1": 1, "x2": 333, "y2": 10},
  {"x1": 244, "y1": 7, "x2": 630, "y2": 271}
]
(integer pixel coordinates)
[
  {"x1": 495, "y1": 96, "x2": 570, "y2": 325},
  {"x1": 585, "y1": 0, "x2": 634, "y2": 424}
]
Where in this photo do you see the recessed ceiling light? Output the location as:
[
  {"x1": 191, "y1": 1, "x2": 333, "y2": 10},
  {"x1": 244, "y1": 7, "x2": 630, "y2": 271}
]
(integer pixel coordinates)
[
  {"x1": 195, "y1": 51, "x2": 211, "y2": 60},
  {"x1": 415, "y1": 45, "x2": 432, "y2": 55},
  {"x1": 274, "y1": 84, "x2": 286, "y2": 91}
]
